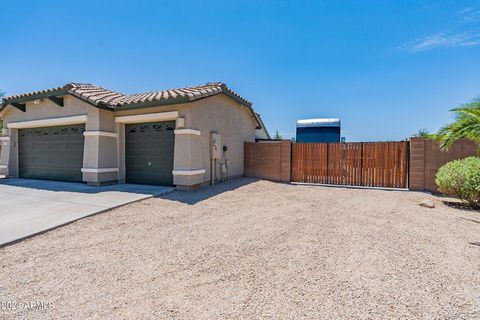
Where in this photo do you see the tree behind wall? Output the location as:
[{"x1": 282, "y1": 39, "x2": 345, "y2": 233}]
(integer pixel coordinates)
[
  {"x1": 273, "y1": 130, "x2": 283, "y2": 140},
  {"x1": 413, "y1": 128, "x2": 436, "y2": 139},
  {"x1": 436, "y1": 97, "x2": 480, "y2": 150}
]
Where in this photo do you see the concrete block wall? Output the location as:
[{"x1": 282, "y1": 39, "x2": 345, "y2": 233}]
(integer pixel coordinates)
[
  {"x1": 244, "y1": 140, "x2": 291, "y2": 182},
  {"x1": 409, "y1": 137, "x2": 478, "y2": 193},
  {"x1": 409, "y1": 138, "x2": 426, "y2": 191}
]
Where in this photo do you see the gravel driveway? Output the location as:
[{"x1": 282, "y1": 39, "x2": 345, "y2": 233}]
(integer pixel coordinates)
[{"x1": 1, "y1": 178, "x2": 479, "y2": 319}]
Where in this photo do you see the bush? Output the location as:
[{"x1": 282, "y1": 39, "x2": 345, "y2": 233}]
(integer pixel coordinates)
[{"x1": 435, "y1": 157, "x2": 480, "y2": 208}]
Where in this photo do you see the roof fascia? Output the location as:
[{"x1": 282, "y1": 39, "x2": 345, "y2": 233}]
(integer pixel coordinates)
[{"x1": 221, "y1": 90, "x2": 251, "y2": 107}]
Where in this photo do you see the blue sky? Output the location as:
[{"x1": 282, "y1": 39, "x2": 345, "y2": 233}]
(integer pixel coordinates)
[{"x1": 2, "y1": 0, "x2": 480, "y2": 141}]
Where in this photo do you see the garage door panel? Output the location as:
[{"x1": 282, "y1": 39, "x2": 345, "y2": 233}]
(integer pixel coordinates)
[
  {"x1": 31, "y1": 143, "x2": 49, "y2": 152},
  {"x1": 65, "y1": 145, "x2": 84, "y2": 154},
  {"x1": 50, "y1": 157, "x2": 73, "y2": 167},
  {"x1": 125, "y1": 121, "x2": 174, "y2": 186},
  {"x1": 18, "y1": 124, "x2": 85, "y2": 182}
]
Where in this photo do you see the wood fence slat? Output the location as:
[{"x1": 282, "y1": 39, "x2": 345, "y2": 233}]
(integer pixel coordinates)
[
  {"x1": 386, "y1": 143, "x2": 391, "y2": 187},
  {"x1": 395, "y1": 142, "x2": 400, "y2": 188}
]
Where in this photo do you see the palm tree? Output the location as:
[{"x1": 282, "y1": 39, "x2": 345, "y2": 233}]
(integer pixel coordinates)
[{"x1": 436, "y1": 97, "x2": 480, "y2": 150}]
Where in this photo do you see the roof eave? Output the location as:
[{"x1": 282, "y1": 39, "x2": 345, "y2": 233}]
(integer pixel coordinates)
[
  {"x1": 220, "y1": 86, "x2": 252, "y2": 107},
  {"x1": 0, "y1": 89, "x2": 70, "y2": 113},
  {"x1": 2, "y1": 89, "x2": 68, "y2": 107}
]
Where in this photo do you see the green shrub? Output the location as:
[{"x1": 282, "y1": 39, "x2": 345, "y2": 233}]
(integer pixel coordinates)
[{"x1": 435, "y1": 157, "x2": 480, "y2": 208}]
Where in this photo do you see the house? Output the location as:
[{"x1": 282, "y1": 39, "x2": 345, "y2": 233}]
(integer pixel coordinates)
[{"x1": 0, "y1": 82, "x2": 270, "y2": 190}]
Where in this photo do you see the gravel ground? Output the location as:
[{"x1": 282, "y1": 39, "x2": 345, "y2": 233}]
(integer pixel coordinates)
[{"x1": 1, "y1": 178, "x2": 480, "y2": 319}]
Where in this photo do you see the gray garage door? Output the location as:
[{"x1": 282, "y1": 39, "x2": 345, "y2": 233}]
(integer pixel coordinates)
[
  {"x1": 19, "y1": 124, "x2": 85, "y2": 182},
  {"x1": 125, "y1": 121, "x2": 175, "y2": 186}
]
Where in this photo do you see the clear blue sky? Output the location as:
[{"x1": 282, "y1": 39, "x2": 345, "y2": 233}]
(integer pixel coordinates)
[{"x1": 2, "y1": 0, "x2": 480, "y2": 141}]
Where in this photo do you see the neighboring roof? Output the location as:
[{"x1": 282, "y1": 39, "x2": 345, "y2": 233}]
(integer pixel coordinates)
[
  {"x1": 1, "y1": 82, "x2": 252, "y2": 110},
  {"x1": 296, "y1": 118, "x2": 341, "y2": 128},
  {"x1": 254, "y1": 113, "x2": 271, "y2": 139}
]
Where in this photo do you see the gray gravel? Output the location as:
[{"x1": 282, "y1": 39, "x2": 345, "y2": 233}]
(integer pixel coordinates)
[{"x1": 1, "y1": 178, "x2": 480, "y2": 319}]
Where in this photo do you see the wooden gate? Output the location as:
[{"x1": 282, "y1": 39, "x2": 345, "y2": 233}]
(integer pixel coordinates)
[{"x1": 291, "y1": 141, "x2": 409, "y2": 188}]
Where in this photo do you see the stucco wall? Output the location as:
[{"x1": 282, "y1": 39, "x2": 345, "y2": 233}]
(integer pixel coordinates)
[{"x1": 186, "y1": 94, "x2": 256, "y2": 183}]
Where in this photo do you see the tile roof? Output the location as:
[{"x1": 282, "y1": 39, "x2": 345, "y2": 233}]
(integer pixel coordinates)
[{"x1": 1, "y1": 82, "x2": 252, "y2": 109}]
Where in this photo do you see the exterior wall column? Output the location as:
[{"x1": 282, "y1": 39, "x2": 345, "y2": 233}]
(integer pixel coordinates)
[
  {"x1": 409, "y1": 137, "x2": 426, "y2": 191},
  {"x1": 81, "y1": 132, "x2": 119, "y2": 185},
  {"x1": 172, "y1": 120, "x2": 206, "y2": 189},
  {"x1": 0, "y1": 128, "x2": 19, "y2": 178},
  {"x1": 81, "y1": 109, "x2": 118, "y2": 185},
  {"x1": 0, "y1": 129, "x2": 13, "y2": 177}
]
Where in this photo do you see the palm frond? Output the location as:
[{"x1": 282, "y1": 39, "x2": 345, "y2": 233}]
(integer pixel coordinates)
[{"x1": 436, "y1": 98, "x2": 480, "y2": 150}]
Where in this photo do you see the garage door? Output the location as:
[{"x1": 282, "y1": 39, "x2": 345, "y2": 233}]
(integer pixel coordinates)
[
  {"x1": 125, "y1": 121, "x2": 175, "y2": 186},
  {"x1": 19, "y1": 124, "x2": 85, "y2": 182}
]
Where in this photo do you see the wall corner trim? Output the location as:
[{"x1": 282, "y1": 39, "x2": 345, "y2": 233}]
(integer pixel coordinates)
[
  {"x1": 172, "y1": 169, "x2": 206, "y2": 176},
  {"x1": 7, "y1": 115, "x2": 88, "y2": 129},
  {"x1": 81, "y1": 168, "x2": 119, "y2": 173},
  {"x1": 115, "y1": 111, "x2": 179, "y2": 124},
  {"x1": 174, "y1": 129, "x2": 201, "y2": 135},
  {"x1": 83, "y1": 131, "x2": 118, "y2": 138}
]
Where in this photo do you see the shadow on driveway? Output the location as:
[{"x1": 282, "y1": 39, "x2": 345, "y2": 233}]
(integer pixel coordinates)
[
  {"x1": 158, "y1": 177, "x2": 258, "y2": 205},
  {"x1": 0, "y1": 178, "x2": 172, "y2": 196}
]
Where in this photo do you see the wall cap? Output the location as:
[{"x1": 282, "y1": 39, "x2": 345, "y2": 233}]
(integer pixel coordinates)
[
  {"x1": 172, "y1": 169, "x2": 206, "y2": 176},
  {"x1": 174, "y1": 129, "x2": 201, "y2": 135},
  {"x1": 81, "y1": 168, "x2": 119, "y2": 173},
  {"x1": 83, "y1": 131, "x2": 118, "y2": 138}
]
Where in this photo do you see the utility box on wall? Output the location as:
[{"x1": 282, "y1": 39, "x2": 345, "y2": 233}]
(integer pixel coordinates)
[{"x1": 210, "y1": 132, "x2": 222, "y2": 159}]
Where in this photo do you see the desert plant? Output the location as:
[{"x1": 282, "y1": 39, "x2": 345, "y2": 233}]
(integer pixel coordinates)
[
  {"x1": 436, "y1": 97, "x2": 480, "y2": 150},
  {"x1": 435, "y1": 157, "x2": 480, "y2": 208}
]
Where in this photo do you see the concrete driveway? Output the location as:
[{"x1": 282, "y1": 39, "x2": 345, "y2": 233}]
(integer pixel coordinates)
[{"x1": 0, "y1": 179, "x2": 173, "y2": 246}]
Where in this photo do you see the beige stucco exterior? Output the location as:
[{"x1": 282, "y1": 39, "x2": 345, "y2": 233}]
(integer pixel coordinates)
[{"x1": 0, "y1": 93, "x2": 263, "y2": 189}]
